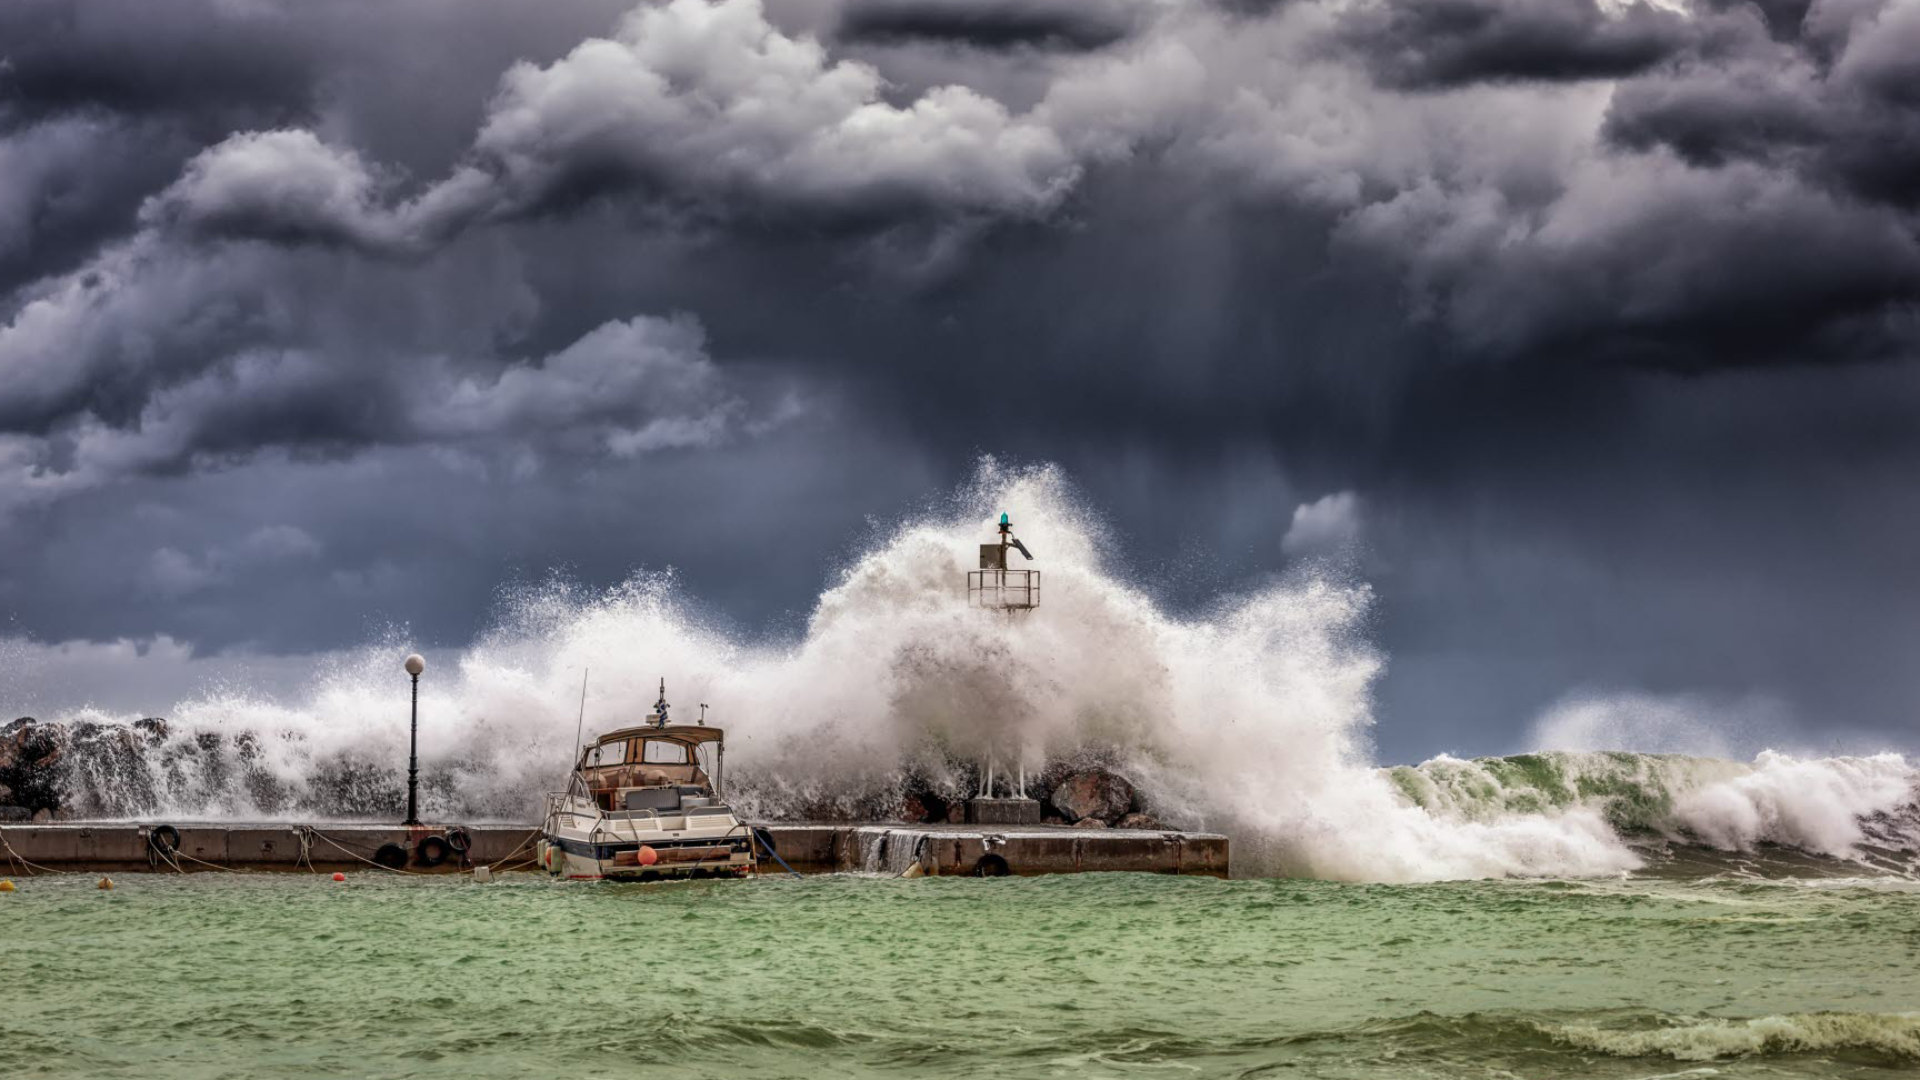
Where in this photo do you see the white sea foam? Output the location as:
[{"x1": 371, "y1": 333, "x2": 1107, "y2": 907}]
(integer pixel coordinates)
[
  {"x1": 1545, "y1": 1012, "x2": 1920, "y2": 1062},
  {"x1": 15, "y1": 462, "x2": 1919, "y2": 881}
]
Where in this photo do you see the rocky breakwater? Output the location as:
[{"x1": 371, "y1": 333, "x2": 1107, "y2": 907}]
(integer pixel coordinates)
[
  {"x1": 1, "y1": 717, "x2": 172, "y2": 821},
  {"x1": 895, "y1": 762, "x2": 1164, "y2": 830}
]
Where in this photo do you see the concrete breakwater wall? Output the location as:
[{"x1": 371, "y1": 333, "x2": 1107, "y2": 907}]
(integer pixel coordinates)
[{"x1": 1, "y1": 822, "x2": 1228, "y2": 877}]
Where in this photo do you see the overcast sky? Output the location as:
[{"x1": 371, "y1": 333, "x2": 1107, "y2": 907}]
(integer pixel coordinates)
[{"x1": 3, "y1": 0, "x2": 1919, "y2": 762}]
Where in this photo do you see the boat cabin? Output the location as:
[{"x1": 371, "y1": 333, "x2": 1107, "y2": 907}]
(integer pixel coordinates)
[{"x1": 575, "y1": 725, "x2": 725, "y2": 813}]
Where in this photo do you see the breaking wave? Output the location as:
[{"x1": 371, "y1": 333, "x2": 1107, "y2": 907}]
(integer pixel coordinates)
[
  {"x1": 1542, "y1": 1011, "x2": 1920, "y2": 1063},
  {"x1": 5, "y1": 462, "x2": 1917, "y2": 881}
]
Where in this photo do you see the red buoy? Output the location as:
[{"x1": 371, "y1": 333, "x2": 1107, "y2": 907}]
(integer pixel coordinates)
[
  {"x1": 638, "y1": 846, "x2": 659, "y2": 866},
  {"x1": 332, "y1": 872, "x2": 346, "y2": 882}
]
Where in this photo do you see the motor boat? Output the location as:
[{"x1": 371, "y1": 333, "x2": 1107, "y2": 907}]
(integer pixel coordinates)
[{"x1": 536, "y1": 681, "x2": 754, "y2": 880}]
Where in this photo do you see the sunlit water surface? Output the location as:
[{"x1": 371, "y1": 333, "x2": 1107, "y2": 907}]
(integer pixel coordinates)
[{"x1": 3, "y1": 871, "x2": 1918, "y2": 1079}]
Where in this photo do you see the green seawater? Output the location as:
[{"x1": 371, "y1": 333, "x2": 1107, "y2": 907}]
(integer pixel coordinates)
[{"x1": 3, "y1": 871, "x2": 1918, "y2": 1079}]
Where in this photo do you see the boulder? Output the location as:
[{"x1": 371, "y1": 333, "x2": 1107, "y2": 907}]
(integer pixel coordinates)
[
  {"x1": 1071, "y1": 817, "x2": 1109, "y2": 829},
  {"x1": 0, "y1": 719, "x2": 64, "y2": 816},
  {"x1": 0, "y1": 805, "x2": 29, "y2": 822},
  {"x1": 1049, "y1": 768, "x2": 1135, "y2": 824},
  {"x1": 1115, "y1": 812, "x2": 1163, "y2": 830}
]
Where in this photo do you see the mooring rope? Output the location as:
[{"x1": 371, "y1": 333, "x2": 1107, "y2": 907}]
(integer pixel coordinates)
[
  {"x1": 293, "y1": 826, "x2": 317, "y2": 872},
  {"x1": 309, "y1": 828, "x2": 427, "y2": 876},
  {"x1": 750, "y1": 828, "x2": 803, "y2": 879},
  {"x1": 0, "y1": 825, "x2": 78, "y2": 876},
  {"x1": 491, "y1": 828, "x2": 540, "y2": 869},
  {"x1": 163, "y1": 845, "x2": 240, "y2": 874}
]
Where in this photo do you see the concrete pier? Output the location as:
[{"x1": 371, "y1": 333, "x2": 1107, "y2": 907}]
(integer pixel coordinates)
[{"x1": 0, "y1": 821, "x2": 1228, "y2": 877}]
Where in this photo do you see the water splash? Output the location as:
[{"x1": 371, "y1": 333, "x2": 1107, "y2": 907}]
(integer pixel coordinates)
[{"x1": 9, "y1": 461, "x2": 1917, "y2": 881}]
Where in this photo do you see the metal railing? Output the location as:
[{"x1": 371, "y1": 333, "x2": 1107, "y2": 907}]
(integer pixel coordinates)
[{"x1": 967, "y1": 569, "x2": 1040, "y2": 609}]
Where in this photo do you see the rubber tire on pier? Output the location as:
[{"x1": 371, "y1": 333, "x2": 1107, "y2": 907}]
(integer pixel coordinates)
[
  {"x1": 972, "y1": 853, "x2": 1011, "y2": 878},
  {"x1": 373, "y1": 842, "x2": 409, "y2": 870},
  {"x1": 751, "y1": 827, "x2": 779, "y2": 857},
  {"x1": 147, "y1": 824, "x2": 181, "y2": 856},
  {"x1": 444, "y1": 827, "x2": 472, "y2": 855},
  {"x1": 414, "y1": 835, "x2": 451, "y2": 868}
]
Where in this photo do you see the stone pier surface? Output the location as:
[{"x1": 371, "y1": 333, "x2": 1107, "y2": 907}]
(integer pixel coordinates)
[
  {"x1": 763, "y1": 823, "x2": 1228, "y2": 877},
  {"x1": 0, "y1": 821, "x2": 1228, "y2": 877}
]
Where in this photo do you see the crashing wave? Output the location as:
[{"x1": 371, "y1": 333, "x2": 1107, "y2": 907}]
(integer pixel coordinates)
[{"x1": 4, "y1": 462, "x2": 1916, "y2": 881}]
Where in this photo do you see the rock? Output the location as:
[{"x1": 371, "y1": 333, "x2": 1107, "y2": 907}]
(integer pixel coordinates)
[
  {"x1": 900, "y1": 794, "x2": 932, "y2": 823},
  {"x1": 0, "y1": 806, "x2": 29, "y2": 822},
  {"x1": 1071, "y1": 817, "x2": 1109, "y2": 829},
  {"x1": 1049, "y1": 768, "x2": 1135, "y2": 824},
  {"x1": 30, "y1": 808, "x2": 51, "y2": 823},
  {"x1": 133, "y1": 717, "x2": 170, "y2": 743},
  {"x1": 945, "y1": 802, "x2": 966, "y2": 824},
  {"x1": 0, "y1": 719, "x2": 65, "y2": 816},
  {"x1": 1042, "y1": 815, "x2": 1065, "y2": 826},
  {"x1": 1115, "y1": 812, "x2": 1162, "y2": 830}
]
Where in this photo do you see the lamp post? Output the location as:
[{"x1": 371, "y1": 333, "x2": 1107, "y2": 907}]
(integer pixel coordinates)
[{"x1": 403, "y1": 653, "x2": 425, "y2": 826}]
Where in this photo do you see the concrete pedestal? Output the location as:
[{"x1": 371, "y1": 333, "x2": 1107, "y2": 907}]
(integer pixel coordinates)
[{"x1": 965, "y1": 798, "x2": 1042, "y2": 825}]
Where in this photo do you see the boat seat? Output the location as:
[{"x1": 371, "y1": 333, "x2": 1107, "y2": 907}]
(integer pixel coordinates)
[{"x1": 623, "y1": 788, "x2": 683, "y2": 812}]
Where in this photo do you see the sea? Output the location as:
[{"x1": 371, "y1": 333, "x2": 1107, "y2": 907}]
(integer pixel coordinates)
[{"x1": 3, "y1": 866, "x2": 1918, "y2": 1079}]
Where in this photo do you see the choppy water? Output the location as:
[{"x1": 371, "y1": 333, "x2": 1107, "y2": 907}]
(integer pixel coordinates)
[{"x1": 4, "y1": 870, "x2": 1917, "y2": 1079}]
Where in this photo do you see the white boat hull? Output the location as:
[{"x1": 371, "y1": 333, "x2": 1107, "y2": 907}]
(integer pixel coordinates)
[{"x1": 539, "y1": 801, "x2": 754, "y2": 881}]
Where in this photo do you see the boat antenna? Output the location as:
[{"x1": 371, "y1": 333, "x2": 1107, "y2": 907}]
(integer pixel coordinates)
[
  {"x1": 699, "y1": 703, "x2": 708, "y2": 726},
  {"x1": 571, "y1": 667, "x2": 589, "y2": 766},
  {"x1": 653, "y1": 677, "x2": 669, "y2": 728}
]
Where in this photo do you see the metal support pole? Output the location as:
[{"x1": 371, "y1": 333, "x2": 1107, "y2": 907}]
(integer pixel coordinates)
[{"x1": 404, "y1": 671, "x2": 420, "y2": 826}]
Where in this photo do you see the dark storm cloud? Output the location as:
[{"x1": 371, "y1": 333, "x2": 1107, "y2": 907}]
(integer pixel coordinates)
[
  {"x1": 1332, "y1": 0, "x2": 1702, "y2": 88},
  {"x1": 1602, "y1": 2, "x2": 1920, "y2": 207},
  {"x1": 0, "y1": 0, "x2": 315, "y2": 128},
  {"x1": 7, "y1": 0, "x2": 1920, "y2": 756},
  {"x1": 835, "y1": 0, "x2": 1141, "y2": 52}
]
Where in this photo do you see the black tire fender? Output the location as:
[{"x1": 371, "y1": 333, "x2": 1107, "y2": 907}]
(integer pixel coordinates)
[
  {"x1": 148, "y1": 824, "x2": 181, "y2": 854},
  {"x1": 414, "y1": 835, "x2": 451, "y2": 868},
  {"x1": 373, "y1": 842, "x2": 409, "y2": 870},
  {"x1": 973, "y1": 853, "x2": 1011, "y2": 878}
]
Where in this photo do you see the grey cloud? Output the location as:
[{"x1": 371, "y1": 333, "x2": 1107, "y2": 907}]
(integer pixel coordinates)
[
  {"x1": 136, "y1": 0, "x2": 1084, "y2": 260},
  {"x1": 1602, "y1": 2, "x2": 1920, "y2": 208},
  {"x1": 0, "y1": 0, "x2": 316, "y2": 129},
  {"x1": 1331, "y1": 0, "x2": 1703, "y2": 90},
  {"x1": 2, "y1": 298, "x2": 760, "y2": 510},
  {"x1": 835, "y1": 0, "x2": 1143, "y2": 52}
]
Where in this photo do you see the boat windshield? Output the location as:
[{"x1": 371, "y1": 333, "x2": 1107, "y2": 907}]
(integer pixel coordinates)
[{"x1": 640, "y1": 740, "x2": 688, "y2": 764}]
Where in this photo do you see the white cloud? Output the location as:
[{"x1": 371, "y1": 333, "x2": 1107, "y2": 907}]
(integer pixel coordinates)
[
  {"x1": 1282, "y1": 491, "x2": 1363, "y2": 555},
  {"x1": 422, "y1": 314, "x2": 745, "y2": 455}
]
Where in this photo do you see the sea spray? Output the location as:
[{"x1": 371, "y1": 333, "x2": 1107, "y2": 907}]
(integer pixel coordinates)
[
  {"x1": 1389, "y1": 750, "x2": 1920, "y2": 861},
  {"x1": 8, "y1": 462, "x2": 1918, "y2": 880}
]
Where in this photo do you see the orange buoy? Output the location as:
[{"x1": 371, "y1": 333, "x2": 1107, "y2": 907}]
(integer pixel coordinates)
[
  {"x1": 0, "y1": 879, "x2": 15, "y2": 892},
  {"x1": 638, "y1": 845, "x2": 659, "y2": 866},
  {"x1": 96, "y1": 877, "x2": 113, "y2": 890},
  {"x1": 332, "y1": 872, "x2": 346, "y2": 882}
]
